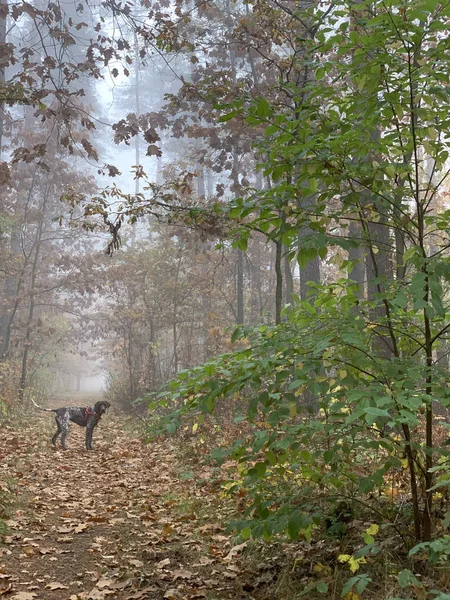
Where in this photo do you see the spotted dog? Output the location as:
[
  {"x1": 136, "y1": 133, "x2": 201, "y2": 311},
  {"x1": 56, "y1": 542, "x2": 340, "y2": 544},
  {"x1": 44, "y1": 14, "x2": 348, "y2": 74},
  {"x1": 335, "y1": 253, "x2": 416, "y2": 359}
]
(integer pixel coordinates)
[{"x1": 31, "y1": 398, "x2": 111, "y2": 450}]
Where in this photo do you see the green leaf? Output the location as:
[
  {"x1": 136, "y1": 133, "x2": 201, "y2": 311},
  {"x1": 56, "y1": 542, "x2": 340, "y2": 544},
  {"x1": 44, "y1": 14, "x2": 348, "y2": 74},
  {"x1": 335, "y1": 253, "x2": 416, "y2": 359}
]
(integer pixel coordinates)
[
  {"x1": 287, "y1": 511, "x2": 305, "y2": 540},
  {"x1": 397, "y1": 569, "x2": 422, "y2": 589},
  {"x1": 231, "y1": 326, "x2": 243, "y2": 344},
  {"x1": 340, "y1": 576, "x2": 360, "y2": 597},
  {"x1": 364, "y1": 407, "x2": 390, "y2": 419},
  {"x1": 316, "y1": 581, "x2": 329, "y2": 594},
  {"x1": 219, "y1": 110, "x2": 238, "y2": 122},
  {"x1": 309, "y1": 178, "x2": 318, "y2": 193},
  {"x1": 255, "y1": 98, "x2": 271, "y2": 118}
]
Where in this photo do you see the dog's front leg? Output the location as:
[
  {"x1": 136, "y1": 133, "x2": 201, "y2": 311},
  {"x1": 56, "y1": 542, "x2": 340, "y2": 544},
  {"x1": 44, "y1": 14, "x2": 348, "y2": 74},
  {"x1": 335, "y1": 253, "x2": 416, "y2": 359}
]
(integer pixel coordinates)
[{"x1": 85, "y1": 422, "x2": 95, "y2": 450}]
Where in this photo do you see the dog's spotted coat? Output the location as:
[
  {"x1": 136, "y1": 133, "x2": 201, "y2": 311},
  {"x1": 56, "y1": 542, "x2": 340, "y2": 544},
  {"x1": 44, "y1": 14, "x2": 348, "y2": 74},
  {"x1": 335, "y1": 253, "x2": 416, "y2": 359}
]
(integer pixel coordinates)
[{"x1": 32, "y1": 399, "x2": 111, "y2": 450}]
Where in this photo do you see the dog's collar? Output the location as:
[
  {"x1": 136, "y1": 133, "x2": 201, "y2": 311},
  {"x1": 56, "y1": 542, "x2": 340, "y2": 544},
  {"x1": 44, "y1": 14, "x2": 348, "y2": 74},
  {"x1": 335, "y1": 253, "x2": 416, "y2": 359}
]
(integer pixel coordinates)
[{"x1": 85, "y1": 406, "x2": 96, "y2": 418}]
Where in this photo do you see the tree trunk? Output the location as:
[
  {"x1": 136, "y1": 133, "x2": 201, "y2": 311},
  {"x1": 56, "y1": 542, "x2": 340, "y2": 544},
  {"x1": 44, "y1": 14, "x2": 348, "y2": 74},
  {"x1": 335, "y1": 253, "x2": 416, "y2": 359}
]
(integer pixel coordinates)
[
  {"x1": 274, "y1": 240, "x2": 283, "y2": 325},
  {"x1": 249, "y1": 239, "x2": 263, "y2": 325},
  {"x1": 18, "y1": 200, "x2": 46, "y2": 401},
  {"x1": 0, "y1": 230, "x2": 20, "y2": 360},
  {"x1": 284, "y1": 251, "x2": 294, "y2": 306},
  {"x1": 0, "y1": 0, "x2": 6, "y2": 154},
  {"x1": 236, "y1": 249, "x2": 244, "y2": 325},
  {"x1": 131, "y1": 32, "x2": 140, "y2": 247},
  {"x1": 348, "y1": 220, "x2": 365, "y2": 301}
]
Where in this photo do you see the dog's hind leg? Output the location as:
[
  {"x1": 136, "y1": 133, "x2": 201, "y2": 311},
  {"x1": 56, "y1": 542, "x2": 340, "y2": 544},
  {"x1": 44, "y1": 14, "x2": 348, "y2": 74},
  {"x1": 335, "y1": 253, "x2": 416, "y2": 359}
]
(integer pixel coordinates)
[
  {"x1": 52, "y1": 418, "x2": 62, "y2": 447},
  {"x1": 55, "y1": 414, "x2": 70, "y2": 450},
  {"x1": 60, "y1": 423, "x2": 69, "y2": 450}
]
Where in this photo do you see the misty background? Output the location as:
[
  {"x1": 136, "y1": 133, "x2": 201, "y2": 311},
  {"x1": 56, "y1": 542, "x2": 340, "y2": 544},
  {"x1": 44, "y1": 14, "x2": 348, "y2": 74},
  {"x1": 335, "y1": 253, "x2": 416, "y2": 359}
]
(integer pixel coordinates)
[{"x1": 0, "y1": 0, "x2": 311, "y2": 410}]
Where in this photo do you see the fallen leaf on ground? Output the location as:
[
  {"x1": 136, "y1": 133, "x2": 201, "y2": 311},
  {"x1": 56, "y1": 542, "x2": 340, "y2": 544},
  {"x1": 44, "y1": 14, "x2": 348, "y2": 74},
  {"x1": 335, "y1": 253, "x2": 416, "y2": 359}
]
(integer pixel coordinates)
[
  {"x1": 163, "y1": 590, "x2": 183, "y2": 600},
  {"x1": 173, "y1": 569, "x2": 193, "y2": 580},
  {"x1": 0, "y1": 582, "x2": 12, "y2": 596},
  {"x1": 156, "y1": 558, "x2": 171, "y2": 569},
  {"x1": 95, "y1": 578, "x2": 116, "y2": 590},
  {"x1": 88, "y1": 588, "x2": 116, "y2": 599},
  {"x1": 45, "y1": 582, "x2": 69, "y2": 590},
  {"x1": 128, "y1": 559, "x2": 143, "y2": 568},
  {"x1": 224, "y1": 541, "x2": 247, "y2": 561},
  {"x1": 57, "y1": 526, "x2": 73, "y2": 534}
]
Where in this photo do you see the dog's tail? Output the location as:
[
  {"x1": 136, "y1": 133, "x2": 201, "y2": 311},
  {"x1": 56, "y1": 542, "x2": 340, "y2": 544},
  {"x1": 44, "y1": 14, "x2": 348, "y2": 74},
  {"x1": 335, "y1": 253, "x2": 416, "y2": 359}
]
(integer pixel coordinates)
[{"x1": 31, "y1": 398, "x2": 56, "y2": 412}]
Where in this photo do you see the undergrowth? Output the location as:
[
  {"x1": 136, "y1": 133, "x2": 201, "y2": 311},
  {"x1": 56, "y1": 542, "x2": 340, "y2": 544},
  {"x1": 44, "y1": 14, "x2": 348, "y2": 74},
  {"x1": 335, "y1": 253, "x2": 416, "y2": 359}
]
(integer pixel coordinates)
[{"x1": 165, "y1": 422, "x2": 450, "y2": 600}]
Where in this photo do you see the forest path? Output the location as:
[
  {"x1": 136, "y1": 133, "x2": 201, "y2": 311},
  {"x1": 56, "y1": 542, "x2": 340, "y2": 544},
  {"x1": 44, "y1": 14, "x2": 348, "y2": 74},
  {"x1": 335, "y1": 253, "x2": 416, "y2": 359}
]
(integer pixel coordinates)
[{"x1": 0, "y1": 408, "x2": 255, "y2": 600}]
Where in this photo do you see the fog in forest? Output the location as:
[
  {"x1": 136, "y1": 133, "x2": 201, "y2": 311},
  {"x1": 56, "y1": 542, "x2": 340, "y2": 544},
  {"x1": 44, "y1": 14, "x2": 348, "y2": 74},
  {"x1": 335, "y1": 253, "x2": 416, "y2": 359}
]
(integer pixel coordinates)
[
  {"x1": 1, "y1": 0, "x2": 449, "y2": 416},
  {"x1": 0, "y1": 0, "x2": 304, "y2": 410},
  {"x1": 4, "y1": 0, "x2": 450, "y2": 588}
]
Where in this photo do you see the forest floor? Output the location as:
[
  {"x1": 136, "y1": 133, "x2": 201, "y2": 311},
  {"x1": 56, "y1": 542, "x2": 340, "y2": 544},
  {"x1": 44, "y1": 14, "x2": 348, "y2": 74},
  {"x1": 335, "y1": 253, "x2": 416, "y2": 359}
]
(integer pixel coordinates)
[{"x1": 0, "y1": 401, "x2": 297, "y2": 600}]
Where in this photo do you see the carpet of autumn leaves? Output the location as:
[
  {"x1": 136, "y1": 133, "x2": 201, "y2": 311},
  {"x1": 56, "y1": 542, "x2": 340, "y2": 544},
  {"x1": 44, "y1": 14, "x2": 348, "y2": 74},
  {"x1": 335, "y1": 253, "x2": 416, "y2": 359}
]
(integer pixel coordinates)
[{"x1": 0, "y1": 406, "x2": 276, "y2": 600}]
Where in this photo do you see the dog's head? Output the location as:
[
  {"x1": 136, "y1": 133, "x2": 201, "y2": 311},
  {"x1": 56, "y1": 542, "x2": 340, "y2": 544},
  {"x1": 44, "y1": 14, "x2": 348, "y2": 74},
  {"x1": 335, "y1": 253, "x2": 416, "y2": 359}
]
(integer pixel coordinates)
[{"x1": 94, "y1": 400, "x2": 111, "y2": 416}]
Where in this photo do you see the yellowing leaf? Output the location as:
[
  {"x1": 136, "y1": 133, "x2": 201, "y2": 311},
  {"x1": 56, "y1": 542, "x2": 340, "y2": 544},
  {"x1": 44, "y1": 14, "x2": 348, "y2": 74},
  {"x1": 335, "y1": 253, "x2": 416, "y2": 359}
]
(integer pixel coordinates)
[
  {"x1": 313, "y1": 562, "x2": 332, "y2": 577},
  {"x1": 365, "y1": 523, "x2": 379, "y2": 535},
  {"x1": 338, "y1": 554, "x2": 367, "y2": 573}
]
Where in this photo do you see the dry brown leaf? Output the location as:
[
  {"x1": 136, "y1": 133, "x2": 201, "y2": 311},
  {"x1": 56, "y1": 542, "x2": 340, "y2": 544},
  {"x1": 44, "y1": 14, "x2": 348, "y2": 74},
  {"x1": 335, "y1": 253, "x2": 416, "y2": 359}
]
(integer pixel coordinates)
[
  {"x1": 128, "y1": 559, "x2": 143, "y2": 568},
  {"x1": 163, "y1": 590, "x2": 183, "y2": 600},
  {"x1": 223, "y1": 571, "x2": 237, "y2": 579},
  {"x1": 223, "y1": 541, "x2": 247, "y2": 561},
  {"x1": 4, "y1": 536, "x2": 17, "y2": 544},
  {"x1": 57, "y1": 526, "x2": 73, "y2": 534},
  {"x1": 5, "y1": 520, "x2": 20, "y2": 528},
  {"x1": 10, "y1": 593, "x2": 37, "y2": 600},
  {"x1": 88, "y1": 589, "x2": 115, "y2": 600},
  {"x1": 226, "y1": 564, "x2": 241, "y2": 573},
  {"x1": 156, "y1": 558, "x2": 171, "y2": 569},
  {"x1": 0, "y1": 581, "x2": 12, "y2": 596},
  {"x1": 125, "y1": 588, "x2": 158, "y2": 599},
  {"x1": 172, "y1": 569, "x2": 193, "y2": 580},
  {"x1": 46, "y1": 582, "x2": 69, "y2": 590},
  {"x1": 193, "y1": 557, "x2": 214, "y2": 566},
  {"x1": 96, "y1": 578, "x2": 115, "y2": 589}
]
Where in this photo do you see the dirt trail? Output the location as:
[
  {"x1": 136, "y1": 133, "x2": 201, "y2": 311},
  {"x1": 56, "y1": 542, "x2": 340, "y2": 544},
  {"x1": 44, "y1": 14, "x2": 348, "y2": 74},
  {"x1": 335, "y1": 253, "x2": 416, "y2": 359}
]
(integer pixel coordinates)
[{"x1": 0, "y1": 410, "x2": 257, "y2": 600}]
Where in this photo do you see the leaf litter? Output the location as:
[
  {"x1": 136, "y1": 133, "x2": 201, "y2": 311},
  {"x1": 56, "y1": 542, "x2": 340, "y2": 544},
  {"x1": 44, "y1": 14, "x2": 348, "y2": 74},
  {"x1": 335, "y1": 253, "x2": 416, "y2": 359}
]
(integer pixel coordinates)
[{"x1": 0, "y1": 413, "x2": 268, "y2": 599}]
